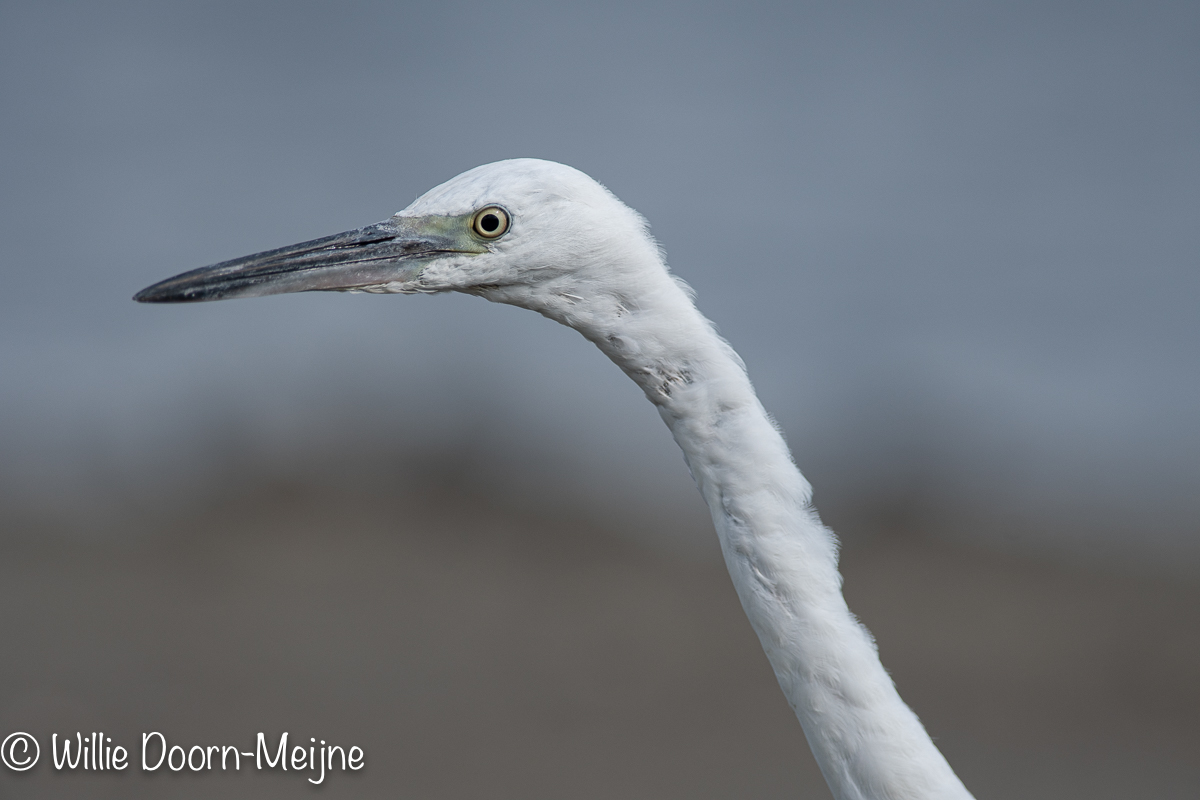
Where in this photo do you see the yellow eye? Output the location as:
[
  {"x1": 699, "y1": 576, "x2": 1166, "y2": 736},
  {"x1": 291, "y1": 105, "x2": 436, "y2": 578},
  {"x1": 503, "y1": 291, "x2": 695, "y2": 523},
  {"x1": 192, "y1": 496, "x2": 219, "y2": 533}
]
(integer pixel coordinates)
[{"x1": 471, "y1": 205, "x2": 510, "y2": 239}]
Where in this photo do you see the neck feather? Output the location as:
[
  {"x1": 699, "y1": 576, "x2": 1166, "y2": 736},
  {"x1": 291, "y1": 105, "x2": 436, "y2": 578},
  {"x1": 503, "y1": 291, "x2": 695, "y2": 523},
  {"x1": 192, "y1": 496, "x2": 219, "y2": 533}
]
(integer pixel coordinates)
[{"x1": 516, "y1": 263, "x2": 973, "y2": 800}]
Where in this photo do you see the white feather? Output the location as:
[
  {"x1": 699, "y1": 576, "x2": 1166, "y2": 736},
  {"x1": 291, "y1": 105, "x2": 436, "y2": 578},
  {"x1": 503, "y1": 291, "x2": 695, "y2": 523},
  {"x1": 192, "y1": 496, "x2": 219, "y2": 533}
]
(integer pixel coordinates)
[{"x1": 393, "y1": 159, "x2": 975, "y2": 800}]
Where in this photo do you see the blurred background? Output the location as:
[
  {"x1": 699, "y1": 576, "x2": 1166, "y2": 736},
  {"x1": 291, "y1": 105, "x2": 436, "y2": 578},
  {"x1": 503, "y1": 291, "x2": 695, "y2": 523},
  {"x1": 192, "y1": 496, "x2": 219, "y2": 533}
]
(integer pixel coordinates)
[{"x1": 0, "y1": 1, "x2": 1197, "y2": 797}]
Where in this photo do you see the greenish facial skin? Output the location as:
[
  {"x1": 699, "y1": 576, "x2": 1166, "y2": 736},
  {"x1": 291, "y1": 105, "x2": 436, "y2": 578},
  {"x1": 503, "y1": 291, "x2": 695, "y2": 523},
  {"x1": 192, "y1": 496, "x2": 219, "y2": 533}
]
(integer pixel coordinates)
[
  {"x1": 395, "y1": 212, "x2": 492, "y2": 255},
  {"x1": 134, "y1": 212, "x2": 490, "y2": 304}
]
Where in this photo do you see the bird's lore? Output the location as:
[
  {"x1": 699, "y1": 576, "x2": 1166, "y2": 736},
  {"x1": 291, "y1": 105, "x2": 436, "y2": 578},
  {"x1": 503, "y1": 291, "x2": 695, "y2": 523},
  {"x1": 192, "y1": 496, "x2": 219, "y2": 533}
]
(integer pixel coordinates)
[{"x1": 48, "y1": 732, "x2": 363, "y2": 784}]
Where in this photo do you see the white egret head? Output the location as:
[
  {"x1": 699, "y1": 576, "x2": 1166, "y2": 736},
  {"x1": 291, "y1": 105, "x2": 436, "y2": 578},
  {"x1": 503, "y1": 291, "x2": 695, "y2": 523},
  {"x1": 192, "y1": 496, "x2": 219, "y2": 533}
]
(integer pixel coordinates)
[{"x1": 135, "y1": 159, "x2": 663, "y2": 316}]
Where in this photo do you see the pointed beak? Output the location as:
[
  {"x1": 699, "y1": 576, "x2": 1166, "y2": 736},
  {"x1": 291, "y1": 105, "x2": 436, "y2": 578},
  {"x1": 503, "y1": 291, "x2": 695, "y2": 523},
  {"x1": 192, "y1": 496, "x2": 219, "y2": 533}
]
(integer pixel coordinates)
[{"x1": 134, "y1": 214, "x2": 484, "y2": 303}]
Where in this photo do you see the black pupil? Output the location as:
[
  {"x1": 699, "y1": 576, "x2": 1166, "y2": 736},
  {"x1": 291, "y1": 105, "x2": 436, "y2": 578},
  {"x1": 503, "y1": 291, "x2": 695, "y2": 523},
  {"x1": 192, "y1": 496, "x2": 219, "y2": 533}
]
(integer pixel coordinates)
[{"x1": 480, "y1": 213, "x2": 500, "y2": 232}]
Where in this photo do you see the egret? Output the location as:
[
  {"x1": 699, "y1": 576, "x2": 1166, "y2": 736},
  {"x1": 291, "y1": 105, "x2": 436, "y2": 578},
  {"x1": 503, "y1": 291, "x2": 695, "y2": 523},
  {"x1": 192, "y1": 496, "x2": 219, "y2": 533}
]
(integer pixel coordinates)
[{"x1": 136, "y1": 159, "x2": 974, "y2": 800}]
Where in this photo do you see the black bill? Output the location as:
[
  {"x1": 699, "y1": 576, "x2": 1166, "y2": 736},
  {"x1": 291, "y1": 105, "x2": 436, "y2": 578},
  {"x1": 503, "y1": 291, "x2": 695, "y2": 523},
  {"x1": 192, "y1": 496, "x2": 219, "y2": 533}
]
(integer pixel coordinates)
[{"x1": 134, "y1": 215, "x2": 480, "y2": 304}]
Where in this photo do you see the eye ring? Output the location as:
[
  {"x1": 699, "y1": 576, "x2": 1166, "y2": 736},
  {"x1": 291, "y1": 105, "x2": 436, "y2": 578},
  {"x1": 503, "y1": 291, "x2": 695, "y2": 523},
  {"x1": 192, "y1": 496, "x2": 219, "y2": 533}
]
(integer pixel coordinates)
[{"x1": 471, "y1": 205, "x2": 510, "y2": 239}]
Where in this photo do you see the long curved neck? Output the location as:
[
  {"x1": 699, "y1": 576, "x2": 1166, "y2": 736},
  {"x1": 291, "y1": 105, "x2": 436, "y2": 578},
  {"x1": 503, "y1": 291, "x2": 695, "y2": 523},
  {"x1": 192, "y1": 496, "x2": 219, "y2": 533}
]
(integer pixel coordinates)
[{"x1": 520, "y1": 268, "x2": 974, "y2": 800}]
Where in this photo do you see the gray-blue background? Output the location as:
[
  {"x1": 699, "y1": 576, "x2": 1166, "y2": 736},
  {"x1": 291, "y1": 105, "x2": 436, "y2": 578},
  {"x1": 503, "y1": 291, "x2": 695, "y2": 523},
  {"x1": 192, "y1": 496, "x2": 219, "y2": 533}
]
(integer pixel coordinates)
[{"x1": 3, "y1": 0, "x2": 1196, "y2": 566}]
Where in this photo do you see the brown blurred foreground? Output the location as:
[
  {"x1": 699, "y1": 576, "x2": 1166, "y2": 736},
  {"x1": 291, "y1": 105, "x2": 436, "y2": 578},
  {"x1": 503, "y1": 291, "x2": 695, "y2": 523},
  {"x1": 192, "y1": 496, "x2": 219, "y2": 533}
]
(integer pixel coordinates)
[{"x1": 0, "y1": 481, "x2": 1197, "y2": 799}]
